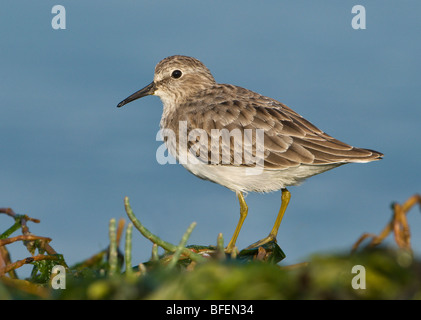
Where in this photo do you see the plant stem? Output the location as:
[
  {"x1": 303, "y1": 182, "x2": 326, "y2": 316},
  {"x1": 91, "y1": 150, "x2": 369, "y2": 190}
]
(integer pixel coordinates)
[{"x1": 124, "y1": 196, "x2": 206, "y2": 263}]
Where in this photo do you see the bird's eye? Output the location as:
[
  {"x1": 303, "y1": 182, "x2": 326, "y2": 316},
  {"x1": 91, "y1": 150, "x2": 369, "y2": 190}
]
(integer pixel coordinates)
[{"x1": 171, "y1": 70, "x2": 182, "y2": 79}]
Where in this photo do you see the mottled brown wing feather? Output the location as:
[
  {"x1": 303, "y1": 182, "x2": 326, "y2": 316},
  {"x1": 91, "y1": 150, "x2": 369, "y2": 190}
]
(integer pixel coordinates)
[{"x1": 182, "y1": 85, "x2": 383, "y2": 168}]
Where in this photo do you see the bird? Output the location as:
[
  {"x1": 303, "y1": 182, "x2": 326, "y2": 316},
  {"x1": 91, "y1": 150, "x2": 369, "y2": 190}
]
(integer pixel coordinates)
[{"x1": 117, "y1": 55, "x2": 383, "y2": 253}]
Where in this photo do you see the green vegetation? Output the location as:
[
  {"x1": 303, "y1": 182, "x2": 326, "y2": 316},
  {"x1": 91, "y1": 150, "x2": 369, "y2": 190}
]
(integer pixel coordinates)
[{"x1": 1, "y1": 195, "x2": 420, "y2": 299}]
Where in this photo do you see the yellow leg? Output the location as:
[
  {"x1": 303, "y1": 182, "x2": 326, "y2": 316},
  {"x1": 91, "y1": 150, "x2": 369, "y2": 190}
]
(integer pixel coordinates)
[
  {"x1": 245, "y1": 188, "x2": 291, "y2": 249},
  {"x1": 226, "y1": 192, "x2": 248, "y2": 253}
]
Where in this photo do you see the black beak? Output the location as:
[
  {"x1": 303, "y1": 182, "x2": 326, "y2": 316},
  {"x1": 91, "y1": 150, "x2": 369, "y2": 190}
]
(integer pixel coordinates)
[{"x1": 117, "y1": 82, "x2": 156, "y2": 108}]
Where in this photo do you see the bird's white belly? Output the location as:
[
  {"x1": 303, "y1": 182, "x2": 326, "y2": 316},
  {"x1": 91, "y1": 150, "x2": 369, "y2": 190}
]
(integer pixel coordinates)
[{"x1": 181, "y1": 161, "x2": 340, "y2": 193}]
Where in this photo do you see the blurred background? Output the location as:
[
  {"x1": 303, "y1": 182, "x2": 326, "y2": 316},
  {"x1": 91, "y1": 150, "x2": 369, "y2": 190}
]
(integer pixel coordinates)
[{"x1": 1, "y1": 1, "x2": 420, "y2": 277}]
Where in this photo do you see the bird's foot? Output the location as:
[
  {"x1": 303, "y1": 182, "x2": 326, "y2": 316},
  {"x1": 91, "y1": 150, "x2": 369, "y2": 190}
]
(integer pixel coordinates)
[
  {"x1": 239, "y1": 236, "x2": 286, "y2": 263},
  {"x1": 244, "y1": 234, "x2": 277, "y2": 250}
]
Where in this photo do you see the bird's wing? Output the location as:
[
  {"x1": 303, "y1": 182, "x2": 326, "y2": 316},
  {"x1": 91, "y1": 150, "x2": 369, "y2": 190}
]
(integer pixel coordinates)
[{"x1": 183, "y1": 85, "x2": 382, "y2": 169}]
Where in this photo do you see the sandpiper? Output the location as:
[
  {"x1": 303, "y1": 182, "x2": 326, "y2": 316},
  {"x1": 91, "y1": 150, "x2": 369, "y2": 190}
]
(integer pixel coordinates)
[{"x1": 117, "y1": 55, "x2": 383, "y2": 252}]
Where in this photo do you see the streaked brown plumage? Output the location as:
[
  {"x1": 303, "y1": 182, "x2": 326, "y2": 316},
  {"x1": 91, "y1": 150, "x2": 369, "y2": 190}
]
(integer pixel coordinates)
[
  {"x1": 164, "y1": 83, "x2": 382, "y2": 168},
  {"x1": 117, "y1": 55, "x2": 383, "y2": 251}
]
